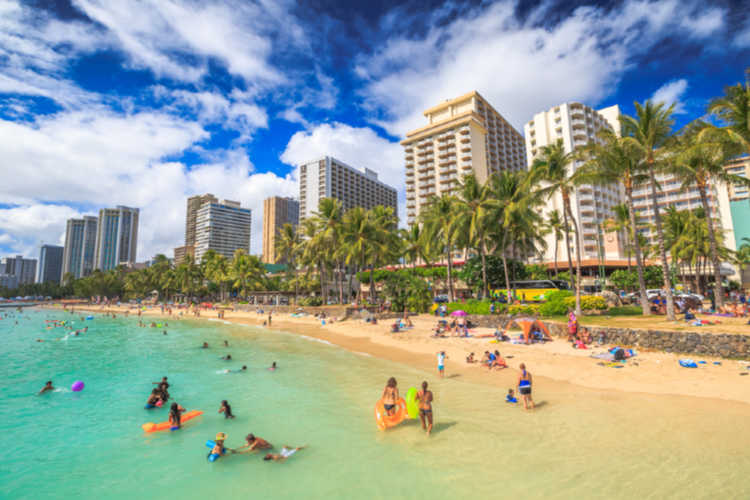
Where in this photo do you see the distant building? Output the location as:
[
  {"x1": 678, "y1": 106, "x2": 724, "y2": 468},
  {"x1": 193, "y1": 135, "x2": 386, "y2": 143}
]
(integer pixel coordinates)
[
  {"x1": 194, "y1": 199, "x2": 252, "y2": 263},
  {"x1": 93, "y1": 206, "x2": 140, "y2": 271},
  {"x1": 0, "y1": 274, "x2": 18, "y2": 289},
  {"x1": 262, "y1": 196, "x2": 299, "y2": 264},
  {"x1": 62, "y1": 216, "x2": 98, "y2": 279},
  {"x1": 1, "y1": 255, "x2": 37, "y2": 285},
  {"x1": 726, "y1": 156, "x2": 750, "y2": 257},
  {"x1": 402, "y1": 91, "x2": 526, "y2": 225},
  {"x1": 298, "y1": 156, "x2": 397, "y2": 221},
  {"x1": 37, "y1": 245, "x2": 64, "y2": 284},
  {"x1": 173, "y1": 245, "x2": 194, "y2": 264},
  {"x1": 173, "y1": 194, "x2": 219, "y2": 264}
]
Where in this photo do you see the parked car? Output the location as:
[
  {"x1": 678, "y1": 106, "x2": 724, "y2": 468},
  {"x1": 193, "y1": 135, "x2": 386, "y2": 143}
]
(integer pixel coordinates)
[{"x1": 433, "y1": 295, "x2": 449, "y2": 303}]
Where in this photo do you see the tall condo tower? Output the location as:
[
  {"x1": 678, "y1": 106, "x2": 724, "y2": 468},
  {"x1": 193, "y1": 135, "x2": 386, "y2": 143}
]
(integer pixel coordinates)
[
  {"x1": 193, "y1": 199, "x2": 252, "y2": 263},
  {"x1": 37, "y1": 245, "x2": 64, "y2": 284},
  {"x1": 62, "y1": 216, "x2": 98, "y2": 279},
  {"x1": 93, "y1": 206, "x2": 139, "y2": 271},
  {"x1": 262, "y1": 196, "x2": 299, "y2": 264},
  {"x1": 298, "y1": 156, "x2": 398, "y2": 222},
  {"x1": 401, "y1": 91, "x2": 526, "y2": 225}
]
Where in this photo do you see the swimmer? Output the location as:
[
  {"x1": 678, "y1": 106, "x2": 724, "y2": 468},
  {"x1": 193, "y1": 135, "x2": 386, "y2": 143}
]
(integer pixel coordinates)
[
  {"x1": 269, "y1": 362, "x2": 277, "y2": 371},
  {"x1": 221, "y1": 354, "x2": 232, "y2": 360},
  {"x1": 145, "y1": 389, "x2": 162, "y2": 408},
  {"x1": 219, "y1": 400, "x2": 235, "y2": 419},
  {"x1": 153, "y1": 377, "x2": 170, "y2": 401},
  {"x1": 224, "y1": 341, "x2": 229, "y2": 347},
  {"x1": 381, "y1": 377, "x2": 399, "y2": 416},
  {"x1": 237, "y1": 365, "x2": 247, "y2": 373},
  {"x1": 163, "y1": 331, "x2": 167, "y2": 336},
  {"x1": 202, "y1": 342, "x2": 209, "y2": 349},
  {"x1": 211, "y1": 433, "x2": 228, "y2": 458},
  {"x1": 168, "y1": 402, "x2": 186, "y2": 430},
  {"x1": 38, "y1": 381, "x2": 54, "y2": 395},
  {"x1": 234, "y1": 433, "x2": 272, "y2": 453},
  {"x1": 263, "y1": 445, "x2": 306, "y2": 462},
  {"x1": 417, "y1": 381, "x2": 434, "y2": 436}
]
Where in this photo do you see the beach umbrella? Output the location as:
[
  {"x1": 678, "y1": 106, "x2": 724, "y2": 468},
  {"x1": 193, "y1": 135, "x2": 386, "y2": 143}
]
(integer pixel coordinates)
[{"x1": 451, "y1": 310, "x2": 467, "y2": 317}]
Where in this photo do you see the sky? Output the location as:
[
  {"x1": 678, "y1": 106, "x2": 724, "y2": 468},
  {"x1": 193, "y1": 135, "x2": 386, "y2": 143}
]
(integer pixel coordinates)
[{"x1": 1, "y1": 0, "x2": 749, "y2": 261}]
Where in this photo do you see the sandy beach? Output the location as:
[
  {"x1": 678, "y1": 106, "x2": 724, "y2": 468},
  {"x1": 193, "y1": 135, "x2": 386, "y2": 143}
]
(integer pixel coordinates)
[{"x1": 49, "y1": 303, "x2": 750, "y2": 406}]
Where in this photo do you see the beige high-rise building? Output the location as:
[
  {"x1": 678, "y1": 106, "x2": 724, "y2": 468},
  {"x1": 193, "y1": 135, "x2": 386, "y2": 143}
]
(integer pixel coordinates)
[
  {"x1": 401, "y1": 91, "x2": 526, "y2": 225},
  {"x1": 298, "y1": 156, "x2": 397, "y2": 221},
  {"x1": 194, "y1": 199, "x2": 252, "y2": 263},
  {"x1": 174, "y1": 194, "x2": 218, "y2": 263},
  {"x1": 262, "y1": 196, "x2": 299, "y2": 264},
  {"x1": 725, "y1": 156, "x2": 750, "y2": 202},
  {"x1": 524, "y1": 102, "x2": 624, "y2": 263}
]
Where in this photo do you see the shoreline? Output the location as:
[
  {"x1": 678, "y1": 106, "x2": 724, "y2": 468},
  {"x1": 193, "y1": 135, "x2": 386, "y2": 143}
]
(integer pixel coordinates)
[{"x1": 43, "y1": 303, "x2": 750, "y2": 407}]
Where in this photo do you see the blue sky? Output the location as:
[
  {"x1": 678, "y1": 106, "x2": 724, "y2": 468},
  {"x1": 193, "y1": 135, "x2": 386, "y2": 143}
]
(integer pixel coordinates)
[{"x1": 1, "y1": 0, "x2": 749, "y2": 260}]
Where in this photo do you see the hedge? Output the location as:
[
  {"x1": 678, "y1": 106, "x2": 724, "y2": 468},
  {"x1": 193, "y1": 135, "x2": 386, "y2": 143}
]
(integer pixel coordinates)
[{"x1": 563, "y1": 295, "x2": 607, "y2": 310}]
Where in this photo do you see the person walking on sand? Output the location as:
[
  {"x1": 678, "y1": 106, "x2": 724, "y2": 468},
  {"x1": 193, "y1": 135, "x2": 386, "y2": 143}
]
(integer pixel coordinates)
[
  {"x1": 437, "y1": 351, "x2": 447, "y2": 378},
  {"x1": 517, "y1": 363, "x2": 534, "y2": 410},
  {"x1": 381, "y1": 377, "x2": 399, "y2": 416},
  {"x1": 417, "y1": 381, "x2": 434, "y2": 436}
]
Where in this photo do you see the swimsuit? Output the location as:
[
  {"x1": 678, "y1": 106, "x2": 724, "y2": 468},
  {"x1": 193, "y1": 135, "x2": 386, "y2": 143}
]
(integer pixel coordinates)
[
  {"x1": 144, "y1": 403, "x2": 155, "y2": 409},
  {"x1": 170, "y1": 426, "x2": 180, "y2": 431},
  {"x1": 419, "y1": 408, "x2": 432, "y2": 416},
  {"x1": 519, "y1": 377, "x2": 531, "y2": 395},
  {"x1": 384, "y1": 404, "x2": 395, "y2": 411}
]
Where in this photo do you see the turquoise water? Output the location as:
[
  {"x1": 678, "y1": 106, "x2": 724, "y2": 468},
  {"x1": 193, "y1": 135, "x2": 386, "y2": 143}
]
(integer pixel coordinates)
[{"x1": 2, "y1": 309, "x2": 750, "y2": 499}]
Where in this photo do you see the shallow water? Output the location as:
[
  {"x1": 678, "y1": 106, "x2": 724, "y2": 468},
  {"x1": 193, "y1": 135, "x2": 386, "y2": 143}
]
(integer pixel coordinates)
[{"x1": 1, "y1": 310, "x2": 749, "y2": 499}]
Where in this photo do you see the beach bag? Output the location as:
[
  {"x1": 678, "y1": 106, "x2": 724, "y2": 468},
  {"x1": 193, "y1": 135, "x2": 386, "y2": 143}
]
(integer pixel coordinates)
[{"x1": 613, "y1": 348, "x2": 625, "y2": 361}]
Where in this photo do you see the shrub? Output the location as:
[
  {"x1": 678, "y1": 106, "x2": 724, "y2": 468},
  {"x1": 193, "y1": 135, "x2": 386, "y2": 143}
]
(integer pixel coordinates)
[
  {"x1": 508, "y1": 304, "x2": 539, "y2": 315},
  {"x1": 563, "y1": 295, "x2": 607, "y2": 310},
  {"x1": 607, "y1": 305, "x2": 643, "y2": 316},
  {"x1": 299, "y1": 296, "x2": 323, "y2": 306},
  {"x1": 538, "y1": 300, "x2": 568, "y2": 316},
  {"x1": 544, "y1": 290, "x2": 573, "y2": 303}
]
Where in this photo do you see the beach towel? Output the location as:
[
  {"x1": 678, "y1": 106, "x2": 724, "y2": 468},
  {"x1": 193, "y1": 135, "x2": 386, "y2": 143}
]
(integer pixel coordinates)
[
  {"x1": 591, "y1": 352, "x2": 614, "y2": 361},
  {"x1": 679, "y1": 359, "x2": 698, "y2": 368}
]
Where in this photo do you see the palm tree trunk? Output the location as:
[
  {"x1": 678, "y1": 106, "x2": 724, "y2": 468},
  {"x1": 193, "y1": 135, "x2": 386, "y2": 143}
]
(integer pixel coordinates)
[
  {"x1": 562, "y1": 208, "x2": 575, "y2": 290},
  {"x1": 446, "y1": 245, "x2": 455, "y2": 302},
  {"x1": 627, "y1": 188, "x2": 651, "y2": 315},
  {"x1": 648, "y1": 164, "x2": 676, "y2": 320},
  {"x1": 293, "y1": 263, "x2": 299, "y2": 306},
  {"x1": 337, "y1": 261, "x2": 344, "y2": 305},
  {"x1": 480, "y1": 238, "x2": 488, "y2": 298},
  {"x1": 563, "y1": 197, "x2": 582, "y2": 317},
  {"x1": 369, "y1": 264, "x2": 376, "y2": 303},
  {"x1": 698, "y1": 184, "x2": 724, "y2": 309},
  {"x1": 553, "y1": 235, "x2": 559, "y2": 278}
]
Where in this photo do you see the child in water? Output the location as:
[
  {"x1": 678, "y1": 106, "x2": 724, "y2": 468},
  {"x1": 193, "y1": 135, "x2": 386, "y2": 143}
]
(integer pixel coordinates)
[
  {"x1": 211, "y1": 433, "x2": 228, "y2": 458},
  {"x1": 145, "y1": 389, "x2": 162, "y2": 408},
  {"x1": 168, "y1": 402, "x2": 186, "y2": 430},
  {"x1": 219, "y1": 400, "x2": 235, "y2": 419}
]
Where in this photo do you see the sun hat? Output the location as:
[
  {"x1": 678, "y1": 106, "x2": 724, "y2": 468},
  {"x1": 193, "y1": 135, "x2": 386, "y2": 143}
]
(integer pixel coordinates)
[{"x1": 215, "y1": 432, "x2": 227, "y2": 441}]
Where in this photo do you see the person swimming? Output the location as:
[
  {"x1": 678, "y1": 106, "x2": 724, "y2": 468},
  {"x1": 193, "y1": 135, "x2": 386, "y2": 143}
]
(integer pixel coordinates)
[
  {"x1": 263, "y1": 445, "x2": 306, "y2": 462},
  {"x1": 153, "y1": 377, "x2": 170, "y2": 401},
  {"x1": 38, "y1": 381, "x2": 54, "y2": 395},
  {"x1": 219, "y1": 400, "x2": 235, "y2": 419},
  {"x1": 210, "y1": 432, "x2": 228, "y2": 458},
  {"x1": 269, "y1": 362, "x2": 277, "y2": 371},
  {"x1": 417, "y1": 381, "x2": 434, "y2": 436},
  {"x1": 202, "y1": 342, "x2": 209, "y2": 348},
  {"x1": 145, "y1": 389, "x2": 162, "y2": 409},
  {"x1": 237, "y1": 365, "x2": 247, "y2": 373},
  {"x1": 224, "y1": 340, "x2": 229, "y2": 347},
  {"x1": 221, "y1": 354, "x2": 232, "y2": 361},
  {"x1": 168, "y1": 402, "x2": 186, "y2": 430},
  {"x1": 381, "y1": 377, "x2": 399, "y2": 416},
  {"x1": 234, "y1": 433, "x2": 272, "y2": 453}
]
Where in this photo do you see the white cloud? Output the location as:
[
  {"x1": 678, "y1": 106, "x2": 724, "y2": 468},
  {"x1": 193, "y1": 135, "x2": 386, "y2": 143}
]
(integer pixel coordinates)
[
  {"x1": 0, "y1": 110, "x2": 296, "y2": 259},
  {"x1": 280, "y1": 123, "x2": 405, "y2": 224},
  {"x1": 734, "y1": 18, "x2": 750, "y2": 48},
  {"x1": 356, "y1": 0, "x2": 726, "y2": 136},
  {"x1": 650, "y1": 78, "x2": 689, "y2": 113}
]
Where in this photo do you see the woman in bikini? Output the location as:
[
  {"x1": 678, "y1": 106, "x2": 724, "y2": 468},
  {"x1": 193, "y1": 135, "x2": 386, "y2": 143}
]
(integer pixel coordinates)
[
  {"x1": 517, "y1": 363, "x2": 535, "y2": 410},
  {"x1": 381, "y1": 377, "x2": 399, "y2": 416},
  {"x1": 417, "y1": 381, "x2": 433, "y2": 436},
  {"x1": 168, "y1": 402, "x2": 186, "y2": 430}
]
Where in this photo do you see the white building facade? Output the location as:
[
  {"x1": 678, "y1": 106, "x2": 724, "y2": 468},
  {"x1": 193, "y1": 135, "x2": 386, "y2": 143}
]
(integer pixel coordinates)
[{"x1": 194, "y1": 200, "x2": 252, "y2": 263}]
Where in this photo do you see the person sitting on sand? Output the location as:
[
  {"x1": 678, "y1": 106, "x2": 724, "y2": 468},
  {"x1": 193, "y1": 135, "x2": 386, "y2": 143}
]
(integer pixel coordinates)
[
  {"x1": 506, "y1": 389, "x2": 517, "y2": 403},
  {"x1": 263, "y1": 445, "x2": 306, "y2": 462},
  {"x1": 417, "y1": 381, "x2": 434, "y2": 436},
  {"x1": 234, "y1": 433, "x2": 272, "y2": 453},
  {"x1": 580, "y1": 328, "x2": 592, "y2": 345},
  {"x1": 480, "y1": 351, "x2": 491, "y2": 366},
  {"x1": 38, "y1": 381, "x2": 54, "y2": 395},
  {"x1": 484, "y1": 351, "x2": 497, "y2": 369},
  {"x1": 402, "y1": 313, "x2": 413, "y2": 327},
  {"x1": 145, "y1": 389, "x2": 162, "y2": 408},
  {"x1": 219, "y1": 400, "x2": 235, "y2": 419},
  {"x1": 466, "y1": 352, "x2": 475, "y2": 363},
  {"x1": 168, "y1": 402, "x2": 186, "y2": 430},
  {"x1": 381, "y1": 377, "x2": 399, "y2": 416},
  {"x1": 211, "y1": 433, "x2": 228, "y2": 458},
  {"x1": 490, "y1": 350, "x2": 508, "y2": 369},
  {"x1": 567, "y1": 310, "x2": 577, "y2": 342}
]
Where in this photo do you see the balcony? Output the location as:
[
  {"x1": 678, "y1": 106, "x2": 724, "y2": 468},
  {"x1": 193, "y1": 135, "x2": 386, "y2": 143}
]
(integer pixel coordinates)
[{"x1": 405, "y1": 169, "x2": 414, "y2": 177}]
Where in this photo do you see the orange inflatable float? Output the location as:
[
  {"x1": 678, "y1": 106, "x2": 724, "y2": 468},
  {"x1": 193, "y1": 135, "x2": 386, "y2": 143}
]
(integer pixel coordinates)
[
  {"x1": 142, "y1": 410, "x2": 203, "y2": 432},
  {"x1": 374, "y1": 398, "x2": 406, "y2": 430}
]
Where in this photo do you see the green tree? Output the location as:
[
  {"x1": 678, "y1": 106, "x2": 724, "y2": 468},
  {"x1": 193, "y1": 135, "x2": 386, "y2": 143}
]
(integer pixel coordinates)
[
  {"x1": 275, "y1": 223, "x2": 301, "y2": 305},
  {"x1": 708, "y1": 68, "x2": 750, "y2": 154},
  {"x1": 420, "y1": 194, "x2": 458, "y2": 301},
  {"x1": 547, "y1": 209, "x2": 565, "y2": 278}
]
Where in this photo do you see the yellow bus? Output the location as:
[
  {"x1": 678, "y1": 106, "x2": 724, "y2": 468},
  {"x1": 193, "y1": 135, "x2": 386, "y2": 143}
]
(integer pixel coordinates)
[{"x1": 491, "y1": 280, "x2": 570, "y2": 302}]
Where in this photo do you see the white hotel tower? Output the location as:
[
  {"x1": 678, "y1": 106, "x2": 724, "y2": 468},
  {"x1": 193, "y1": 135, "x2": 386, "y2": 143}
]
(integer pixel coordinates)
[{"x1": 524, "y1": 102, "x2": 626, "y2": 264}]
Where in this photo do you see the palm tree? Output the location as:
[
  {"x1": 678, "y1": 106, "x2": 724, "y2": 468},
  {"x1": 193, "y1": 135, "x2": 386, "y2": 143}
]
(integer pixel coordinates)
[
  {"x1": 400, "y1": 224, "x2": 429, "y2": 269},
  {"x1": 530, "y1": 140, "x2": 583, "y2": 316},
  {"x1": 313, "y1": 198, "x2": 344, "y2": 304},
  {"x1": 174, "y1": 254, "x2": 202, "y2": 302},
  {"x1": 299, "y1": 217, "x2": 327, "y2": 301},
  {"x1": 708, "y1": 68, "x2": 750, "y2": 154},
  {"x1": 201, "y1": 250, "x2": 228, "y2": 301},
  {"x1": 275, "y1": 223, "x2": 301, "y2": 305},
  {"x1": 340, "y1": 206, "x2": 373, "y2": 303},
  {"x1": 670, "y1": 124, "x2": 750, "y2": 307},
  {"x1": 547, "y1": 209, "x2": 564, "y2": 277},
  {"x1": 577, "y1": 128, "x2": 650, "y2": 314},
  {"x1": 452, "y1": 173, "x2": 495, "y2": 297},
  {"x1": 420, "y1": 194, "x2": 458, "y2": 301},
  {"x1": 367, "y1": 205, "x2": 400, "y2": 302},
  {"x1": 620, "y1": 101, "x2": 678, "y2": 320},
  {"x1": 228, "y1": 249, "x2": 266, "y2": 298}
]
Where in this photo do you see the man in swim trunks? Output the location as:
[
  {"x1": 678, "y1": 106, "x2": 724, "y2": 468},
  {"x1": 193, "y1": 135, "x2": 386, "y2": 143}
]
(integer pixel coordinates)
[
  {"x1": 417, "y1": 381, "x2": 434, "y2": 436},
  {"x1": 517, "y1": 363, "x2": 535, "y2": 410},
  {"x1": 234, "y1": 433, "x2": 272, "y2": 453},
  {"x1": 38, "y1": 381, "x2": 54, "y2": 395},
  {"x1": 381, "y1": 377, "x2": 399, "y2": 416},
  {"x1": 263, "y1": 445, "x2": 306, "y2": 461},
  {"x1": 153, "y1": 377, "x2": 170, "y2": 401}
]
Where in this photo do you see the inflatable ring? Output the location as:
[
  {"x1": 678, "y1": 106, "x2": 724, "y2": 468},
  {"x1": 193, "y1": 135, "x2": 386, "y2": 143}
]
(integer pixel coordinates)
[
  {"x1": 405, "y1": 388, "x2": 419, "y2": 419},
  {"x1": 374, "y1": 398, "x2": 406, "y2": 430}
]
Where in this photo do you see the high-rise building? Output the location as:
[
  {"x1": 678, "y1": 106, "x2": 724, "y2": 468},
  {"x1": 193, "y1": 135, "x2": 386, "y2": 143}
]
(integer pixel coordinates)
[
  {"x1": 174, "y1": 194, "x2": 219, "y2": 263},
  {"x1": 725, "y1": 156, "x2": 750, "y2": 257},
  {"x1": 62, "y1": 216, "x2": 98, "y2": 279},
  {"x1": 93, "y1": 206, "x2": 139, "y2": 271},
  {"x1": 262, "y1": 196, "x2": 299, "y2": 264},
  {"x1": 401, "y1": 91, "x2": 526, "y2": 225},
  {"x1": 524, "y1": 102, "x2": 624, "y2": 262},
  {"x1": 298, "y1": 156, "x2": 398, "y2": 221},
  {"x1": 194, "y1": 199, "x2": 252, "y2": 262},
  {"x1": 1, "y1": 255, "x2": 37, "y2": 285},
  {"x1": 37, "y1": 245, "x2": 64, "y2": 284}
]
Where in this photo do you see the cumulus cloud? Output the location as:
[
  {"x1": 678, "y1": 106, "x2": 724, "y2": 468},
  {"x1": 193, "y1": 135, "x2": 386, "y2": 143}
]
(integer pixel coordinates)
[
  {"x1": 650, "y1": 79, "x2": 689, "y2": 113},
  {"x1": 280, "y1": 122, "x2": 405, "y2": 224},
  {"x1": 356, "y1": 0, "x2": 727, "y2": 136},
  {"x1": 0, "y1": 204, "x2": 84, "y2": 257}
]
